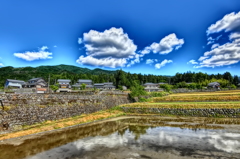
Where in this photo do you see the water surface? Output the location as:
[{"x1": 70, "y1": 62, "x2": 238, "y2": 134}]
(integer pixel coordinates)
[{"x1": 1, "y1": 117, "x2": 240, "y2": 159}]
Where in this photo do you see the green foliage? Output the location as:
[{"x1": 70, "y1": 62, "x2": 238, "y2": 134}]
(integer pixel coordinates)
[
  {"x1": 175, "y1": 81, "x2": 187, "y2": 88},
  {"x1": 230, "y1": 84, "x2": 237, "y2": 89},
  {"x1": 50, "y1": 85, "x2": 58, "y2": 92},
  {"x1": 80, "y1": 83, "x2": 86, "y2": 90},
  {"x1": 187, "y1": 83, "x2": 197, "y2": 90},
  {"x1": 130, "y1": 81, "x2": 147, "y2": 98},
  {"x1": 139, "y1": 97, "x2": 150, "y2": 102},
  {"x1": 160, "y1": 84, "x2": 173, "y2": 92}
]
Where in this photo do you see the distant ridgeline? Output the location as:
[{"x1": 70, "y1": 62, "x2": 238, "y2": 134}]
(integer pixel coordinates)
[{"x1": 0, "y1": 65, "x2": 239, "y2": 89}]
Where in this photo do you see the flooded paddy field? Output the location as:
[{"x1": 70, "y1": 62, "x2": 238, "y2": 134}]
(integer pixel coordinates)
[{"x1": 1, "y1": 116, "x2": 240, "y2": 159}]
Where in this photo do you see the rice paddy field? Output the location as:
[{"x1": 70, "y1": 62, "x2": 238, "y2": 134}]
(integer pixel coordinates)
[{"x1": 122, "y1": 90, "x2": 240, "y2": 109}]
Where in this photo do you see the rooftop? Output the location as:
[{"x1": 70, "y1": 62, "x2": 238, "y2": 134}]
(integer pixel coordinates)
[
  {"x1": 78, "y1": 79, "x2": 92, "y2": 83},
  {"x1": 7, "y1": 79, "x2": 25, "y2": 83},
  {"x1": 57, "y1": 79, "x2": 71, "y2": 82}
]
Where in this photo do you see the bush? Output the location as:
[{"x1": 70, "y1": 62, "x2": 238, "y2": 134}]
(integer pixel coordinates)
[
  {"x1": 159, "y1": 84, "x2": 173, "y2": 92},
  {"x1": 130, "y1": 81, "x2": 147, "y2": 98},
  {"x1": 230, "y1": 84, "x2": 237, "y2": 89}
]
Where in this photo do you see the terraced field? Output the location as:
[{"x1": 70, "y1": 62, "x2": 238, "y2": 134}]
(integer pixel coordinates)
[{"x1": 122, "y1": 90, "x2": 240, "y2": 109}]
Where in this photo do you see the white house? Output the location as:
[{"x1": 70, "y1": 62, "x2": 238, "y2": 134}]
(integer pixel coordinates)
[
  {"x1": 57, "y1": 79, "x2": 71, "y2": 92},
  {"x1": 143, "y1": 83, "x2": 160, "y2": 92},
  {"x1": 4, "y1": 79, "x2": 26, "y2": 89}
]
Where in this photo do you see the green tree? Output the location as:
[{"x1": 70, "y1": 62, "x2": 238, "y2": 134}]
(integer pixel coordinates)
[
  {"x1": 80, "y1": 83, "x2": 86, "y2": 90},
  {"x1": 160, "y1": 84, "x2": 172, "y2": 92},
  {"x1": 130, "y1": 81, "x2": 147, "y2": 98},
  {"x1": 233, "y1": 75, "x2": 239, "y2": 86},
  {"x1": 50, "y1": 85, "x2": 58, "y2": 92}
]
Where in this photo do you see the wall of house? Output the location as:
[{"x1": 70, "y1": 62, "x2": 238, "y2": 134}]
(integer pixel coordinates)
[{"x1": 0, "y1": 93, "x2": 130, "y2": 130}]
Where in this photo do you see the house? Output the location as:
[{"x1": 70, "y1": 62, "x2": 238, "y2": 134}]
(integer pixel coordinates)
[
  {"x1": 158, "y1": 82, "x2": 167, "y2": 85},
  {"x1": 208, "y1": 82, "x2": 220, "y2": 89},
  {"x1": 94, "y1": 82, "x2": 116, "y2": 90},
  {"x1": 36, "y1": 88, "x2": 47, "y2": 94},
  {"x1": 143, "y1": 83, "x2": 160, "y2": 92},
  {"x1": 57, "y1": 79, "x2": 71, "y2": 92},
  {"x1": 27, "y1": 78, "x2": 48, "y2": 88},
  {"x1": 72, "y1": 79, "x2": 94, "y2": 89},
  {"x1": 4, "y1": 79, "x2": 26, "y2": 89},
  {"x1": 94, "y1": 83, "x2": 104, "y2": 89}
]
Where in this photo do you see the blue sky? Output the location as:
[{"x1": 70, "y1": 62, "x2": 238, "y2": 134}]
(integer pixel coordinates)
[{"x1": 0, "y1": 0, "x2": 240, "y2": 76}]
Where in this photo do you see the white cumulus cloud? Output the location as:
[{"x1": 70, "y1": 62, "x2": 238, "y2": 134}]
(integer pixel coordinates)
[
  {"x1": 155, "y1": 59, "x2": 173, "y2": 69},
  {"x1": 229, "y1": 32, "x2": 240, "y2": 40},
  {"x1": 14, "y1": 46, "x2": 52, "y2": 61},
  {"x1": 146, "y1": 59, "x2": 154, "y2": 65},
  {"x1": 192, "y1": 11, "x2": 240, "y2": 68},
  {"x1": 187, "y1": 60, "x2": 198, "y2": 65},
  {"x1": 77, "y1": 27, "x2": 138, "y2": 68},
  {"x1": 211, "y1": 43, "x2": 220, "y2": 49},
  {"x1": 0, "y1": 63, "x2": 4, "y2": 67},
  {"x1": 196, "y1": 37, "x2": 240, "y2": 68},
  {"x1": 207, "y1": 11, "x2": 240, "y2": 35},
  {"x1": 141, "y1": 33, "x2": 184, "y2": 54},
  {"x1": 76, "y1": 55, "x2": 127, "y2": 68}
]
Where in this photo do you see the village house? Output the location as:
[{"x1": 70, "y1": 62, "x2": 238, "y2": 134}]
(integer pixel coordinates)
[
  {"x1": 143, "y1": 83, "x2": 160, "y2": 92},
  {"x1": 4, "y1": 79, "x2": 26, "y2": 89},
  {"x1": 208, "y1": 82, "x2": 220, "y2": 89},
  {"x1": 57, "y1": 79, "x2": 71, "y2": 92},
  {"x1": 27, "y1": 78, "x2": 48, "y2": 88},
  {"x1": 27, "y1": 78, "x2": 48, "y2": 93},
  {"x1": 94, "y1": 82, "x2": 116, "y2": 90},
  {"x1": 72, "y1": 79, "x2": 94, "y2": 89}
]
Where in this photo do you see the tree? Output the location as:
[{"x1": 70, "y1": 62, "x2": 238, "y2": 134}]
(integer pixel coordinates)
[
  {"x1": 130, "y1": 81, "x2": 147, "y2": 98},
  {"x1": 80, "y1": 83, "x2": 86, "y2": 90},
  {"x1": 50, "y1": 85, "x2": 58, "y2": 92},
  {"x1": 233, "y1": 75, "x2": 239, "y2": 86},
  {"x1": 160, "y1": 84, "x2": 172, "y2": 92}
]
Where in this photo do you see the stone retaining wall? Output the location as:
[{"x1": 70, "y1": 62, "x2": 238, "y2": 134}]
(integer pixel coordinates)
[
  {"x1": 0, "y1": 94, "x2": 130, "y2": 130},
  {"x1": 121, "y1": 107, "x2": 240, "y2": 118}
]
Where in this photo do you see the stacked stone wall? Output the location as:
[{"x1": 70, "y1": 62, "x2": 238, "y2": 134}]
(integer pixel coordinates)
[
  {"x1": 0, "y1": 93, "x2": 130, "y2": 130},
  {"x1": 121, "y1": 107, "x2": 240, "y2": 118}
]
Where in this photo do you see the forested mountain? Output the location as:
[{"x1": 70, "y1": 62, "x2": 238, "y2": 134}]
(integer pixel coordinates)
[{"x1": 0, "y1": 65, "x2": 239, "y2": 89}]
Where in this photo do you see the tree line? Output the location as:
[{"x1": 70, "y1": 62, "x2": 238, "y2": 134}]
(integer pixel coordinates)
[{"x1": 0, "y1": 65, "x2": 239, "y2": 89}]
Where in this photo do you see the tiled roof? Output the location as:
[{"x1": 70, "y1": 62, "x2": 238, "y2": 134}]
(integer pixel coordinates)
[
  {"x1": 7, "y1": 79, "x2": 25, "y2": 83},
  {"x1": 29, "y1": 78, "x2": 42, "y2": 81},
  {"x1": 57, "y1": 79, "x2": 71, "y2": 82},
  {"x1": 94, "y1": 83, "x2": 104, "y2": 86},
  {"x1": 78, "y1": 79, "x2": 92, "y2": 83}
]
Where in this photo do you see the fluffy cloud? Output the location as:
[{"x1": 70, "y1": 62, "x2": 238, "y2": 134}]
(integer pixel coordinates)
[
  {"x1": 196, "y1": 38, "x2": 240, "y2": 68},
  {"x1": 187, "y1": 60, "x2": 198, "y2": 65},
  {"x1": 14, "y1": 46, "x2": 52, "y2": 61},
  {"x1": 211, "y1": 43, "x2": 220, "y2": 49},
  {"x1": 146, "y1": 59, "x2": 158, "y2": 65},
  {"x1": 191, "y1": 12, "x2": 240, "y2": 68},
  {"x1": 77, "y1": 27, "x2": 138, "y2": 68},
  {"x1": 0, "y1": 63, "x2": 4, "y2": 67},
  {"x1": 155, "y1": 59, "x2": 172, "y2": 69},
  {"x1": 141, "y1": 33, "x2": 184, "y2": 54},
  {"x1": 207, "y1": 11, "x2": 240, "y2": 35},
  {"x1": 76, "y1": 55, "x2": 127, "y2": 68},
  {"x1": 229, "y1": 32, "x2": 240, "y2": 40}
]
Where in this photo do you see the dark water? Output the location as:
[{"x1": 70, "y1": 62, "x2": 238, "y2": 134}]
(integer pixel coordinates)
[{"x1": 1, "y1": 117, "x2": 240, "y2": 159}]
